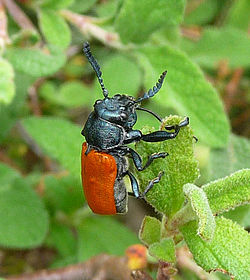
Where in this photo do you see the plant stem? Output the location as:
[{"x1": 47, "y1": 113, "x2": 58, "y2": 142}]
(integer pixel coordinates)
[
  {"x1": 6, "y1": 254, "x2": 131, "y2": 280},
  {"x1": 0, "y1": 0, "x2": 10, "y2": 51},
  {"x1": 160, "y1": 214, "x2": 167, "y2": 239},
  {"x1": 2, "y1": 0, "x2": 36, "y2": 31},
  {"x1": 60, "y1": 9, "x2": 130, "y2": 50},
  {"x1": 167, "y1": 203, "x2": 196, "y2": 233}
]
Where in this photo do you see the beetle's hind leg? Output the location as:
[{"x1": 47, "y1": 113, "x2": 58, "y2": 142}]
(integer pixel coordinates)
[
  {"x1": 126, "y1": 171, "x2": 140, "y2": 198},
  {"x1": 126, "y1": 170, "x2": 164, "y2": 199},
  {"x1": 140, "y1": 171, "x2": 164, "y2": 198}
]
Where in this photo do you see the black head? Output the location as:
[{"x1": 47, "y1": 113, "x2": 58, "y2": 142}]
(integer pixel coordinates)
[
  {"x1": 94, "y1": 94, "x2": 137, "y2": 130},
  {"x1": 83, "y1": 42, "x2": 167, "y2": 129}
]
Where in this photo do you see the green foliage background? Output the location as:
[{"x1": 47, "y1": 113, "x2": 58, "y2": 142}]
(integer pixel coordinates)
[{"x1": 0, "y1": 0, "x2": 249, "y2": 279}]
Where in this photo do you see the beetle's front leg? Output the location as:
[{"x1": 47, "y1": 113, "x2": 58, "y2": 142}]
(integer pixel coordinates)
[{"x1": 142, "y1": 117, "x2": 189, "y2": 142}]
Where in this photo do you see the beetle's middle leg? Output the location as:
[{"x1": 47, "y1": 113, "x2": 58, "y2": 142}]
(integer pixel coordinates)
[{"x1": 118, "y1": 146, "x2": 168, "y2": 171}]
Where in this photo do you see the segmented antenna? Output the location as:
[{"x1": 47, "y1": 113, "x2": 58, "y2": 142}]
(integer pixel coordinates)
[
  {"x1": 135, "y1": 71, "x2": 167, "y2": 103},
  {"x1": 83, "y1": 42, "x2": 108, "y2": 98}
]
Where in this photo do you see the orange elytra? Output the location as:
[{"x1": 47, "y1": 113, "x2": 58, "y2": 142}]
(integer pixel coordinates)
[{"x1": 81, "y1": 142, "x2": 118, "y2": 215}]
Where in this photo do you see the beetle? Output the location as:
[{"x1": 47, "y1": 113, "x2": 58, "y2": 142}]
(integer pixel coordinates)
[{"x1": 81, "y1": 42, "x2": 189, "y2": 215}]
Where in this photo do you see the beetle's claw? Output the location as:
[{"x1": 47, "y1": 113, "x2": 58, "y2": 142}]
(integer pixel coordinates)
[{"x1": 179, "y1": 116, "x2": 189, "y2": 127}]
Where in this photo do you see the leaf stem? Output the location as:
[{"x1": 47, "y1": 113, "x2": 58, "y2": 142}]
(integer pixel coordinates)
[{"x1": 167, "y1": 203, "x2": 196, "y2": 233}]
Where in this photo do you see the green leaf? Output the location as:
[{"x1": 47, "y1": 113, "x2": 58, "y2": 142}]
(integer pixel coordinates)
[
  {"x1": 94, "y1": 54, "x2": 142, "y2": 97},
  {"x1": 184, "y1": 0, "x2": 219, "y2": 25},
  {"x1": 77, "y1": 216, "x2": 139, "y2": 261},
  {"x1": 137, "y1": 44, "x2": 230, "y2": 148},
  {"x1": 181, "y1": 217, "x2": 250, "y2": 280},
  {"x1": 183, "y1": 27, "x2": 250, "y2": 69},
  {"x1": 183, "y1": 183, "x2": 215, "y2": 241},
  {"x1": 21, "y1": 117, "x2": 82, "y2": 177},
  {"x1": 44, "y1": 175, "x2": 84, "y2": 214},
  {"x1": 96, "y1": 0, "x2": 121, "y2": 18},
  {"x1": 39, "y1": 9, "x2": 71, "y2": 49},
  {"x1": 0, "y1": 163, "x2": 20, "y2": 190},
  {"x1": 0, "y1": 178, "x2": 49, "y2": 248},
  {"x1": 39, "y1": 81, "x2": 93, "y2": 108},
  {"x1": 224, "y1": 0, "x2": 250, "y2": 31},
  {"x1": 6, "y1": 45, "x2": 66, "y2": 78},
  {"x1": 149, "y1": 238, "x2": 176, "y2": 263},
  {"x1": 69, "y1": 0, "x2": 97, "y2": 13},
  {"x1": 40, "y1": 0, "x2": 74, "y2": 10},
  {"x1": 203, "y1": 169, "x2": 250, "y2": 215},
  {"x1": 209, "y1": 134, "x2": 250, "y2": 181},
  {"x1": 0, "y1": 58, "x2": 15, "y2": 105},
  {"x1": 134, "y1": 115, "x2": 199, "y2": 216},
  {"x1": 46, "y1": 222, "x2": 76, "y2": 257},
  {"x1": 115, "y1": 0, "x2": 185, "y2": 43},
  {"x1": 223, "y1": 204, "x2": 250, "y2": 228},
  {"x1": 139, "y1": 216, "x2": 161, "y2": 246},
  {"x1": 49, "y1": 255, "x2": 77, "y2": 268},
  {"x1": 0, "y1": 72, "x2": 35, "y2": 143},
  {"x1": 12, "y1": 29, "x2": 40, "y2": 47}
]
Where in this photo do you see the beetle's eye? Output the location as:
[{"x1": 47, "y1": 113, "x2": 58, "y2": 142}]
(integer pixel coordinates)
[
  {"x1": 127, "y1": 101, "x2": 134, "y2": 107},
  {"x1": 120, "y1": 112, "x2": 128, "y2": 120},
  {"x1": 94, "y1": 99, "x2": 102, "y2": 106}
]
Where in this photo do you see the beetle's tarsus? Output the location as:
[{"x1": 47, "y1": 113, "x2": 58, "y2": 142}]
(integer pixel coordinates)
[{"x1": 140, "y1": 171, "x2": 165, "y2": 198}]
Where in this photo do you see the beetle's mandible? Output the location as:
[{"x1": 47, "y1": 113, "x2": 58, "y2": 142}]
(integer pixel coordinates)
[{"x1": 81, "y1": 42, "x2": 189, "y2": 215}]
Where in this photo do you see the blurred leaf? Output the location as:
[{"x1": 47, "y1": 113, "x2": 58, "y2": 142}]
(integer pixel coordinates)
[
  {"x1": 44, "y1": 174, "x2": 84, "y2": 214},
  {"x1": 115, "y1": 0, "x2": 185, "y2": 43},
  {"x1": 40, "y1": 0, "x2": 74, "y2": 10},
  {"x1": 134, "y1": 115, "x2": 199, "y2": 216},
  {"x1": 12, "y1": 29, "x2": 40, "y2": 47},
  {"x1": 0, "y1": 163, "x2": 20, "y2": 190},
  {"x1": 184, "y1": 0, "x2": 219, "y2": 25},
  {"x1": 0, "y1": 106, "x2": 15, "y2": 143},
  {"x1": 21, "y1": 117, "x2": 82, "y2": 177},
  {"x1": 6, "y1": 45, "x2": 66, "y2": 78},
  {"x1": 0, "y1": 58, "x2": 15, "y2": 105},
  {"x1": 181, "y1": 217, "x2": 250, "y2": 280},
  {"x1": 223, "y1": 204, "x2": 250, "y2": 228},
  {"x1": 209, "y1": 134, "x2": 250, "y2": 181},
  {"x1": 0, "y1": 178, "x2": 49, "y2": 248},
  {"x1": 137, "y1": 44, "x2": 230, "y2": 148},
  {"x1": 39, "y1": 9, "x2": 71, "y2": 49},
  {"x1": 49, "y1": 255, "x2": 77, "y2": 268},
  {"x1": 149, "y1": 238, "x2": 176, "y2": 263},
  {"x1": 69, "y1": 0, "x2": 97, "y2": 13},
  {"x1": 63, "y1": 55, "x2": 85, "y2": 78},
  {"x1": 96, "y1": 0, "x2": 121, "y2": 18},
  {"x1": 40, "y1": 81, "x2": 93, "y2": 107},
  {"x1": 0, "y1": 72, "x2": 35, "y2": 143},
  {"x1": 77, "y1": 216, "x2": 139, "y2": 261},
  {"x1": 94, "y1": 54, "x2": 142, "y2": 97},
  {"x1": 139, "y1": 216, "x2": 161, "y2": 246},
  {"x1": 183, "y1": 27, "x2": 250, "y2": 69},
  {"x1": 46, "y1": 222, "x2": 76, "y2": 257},
  {"x1": 183, "y1": 183, "x2": 215, "y2": 241},
  {"x1": 224, "y1": 0, "x2": 250, "y2": 31},
  {"x1": 203, "y1": 169, "x2": 250, "y2": 215}
]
